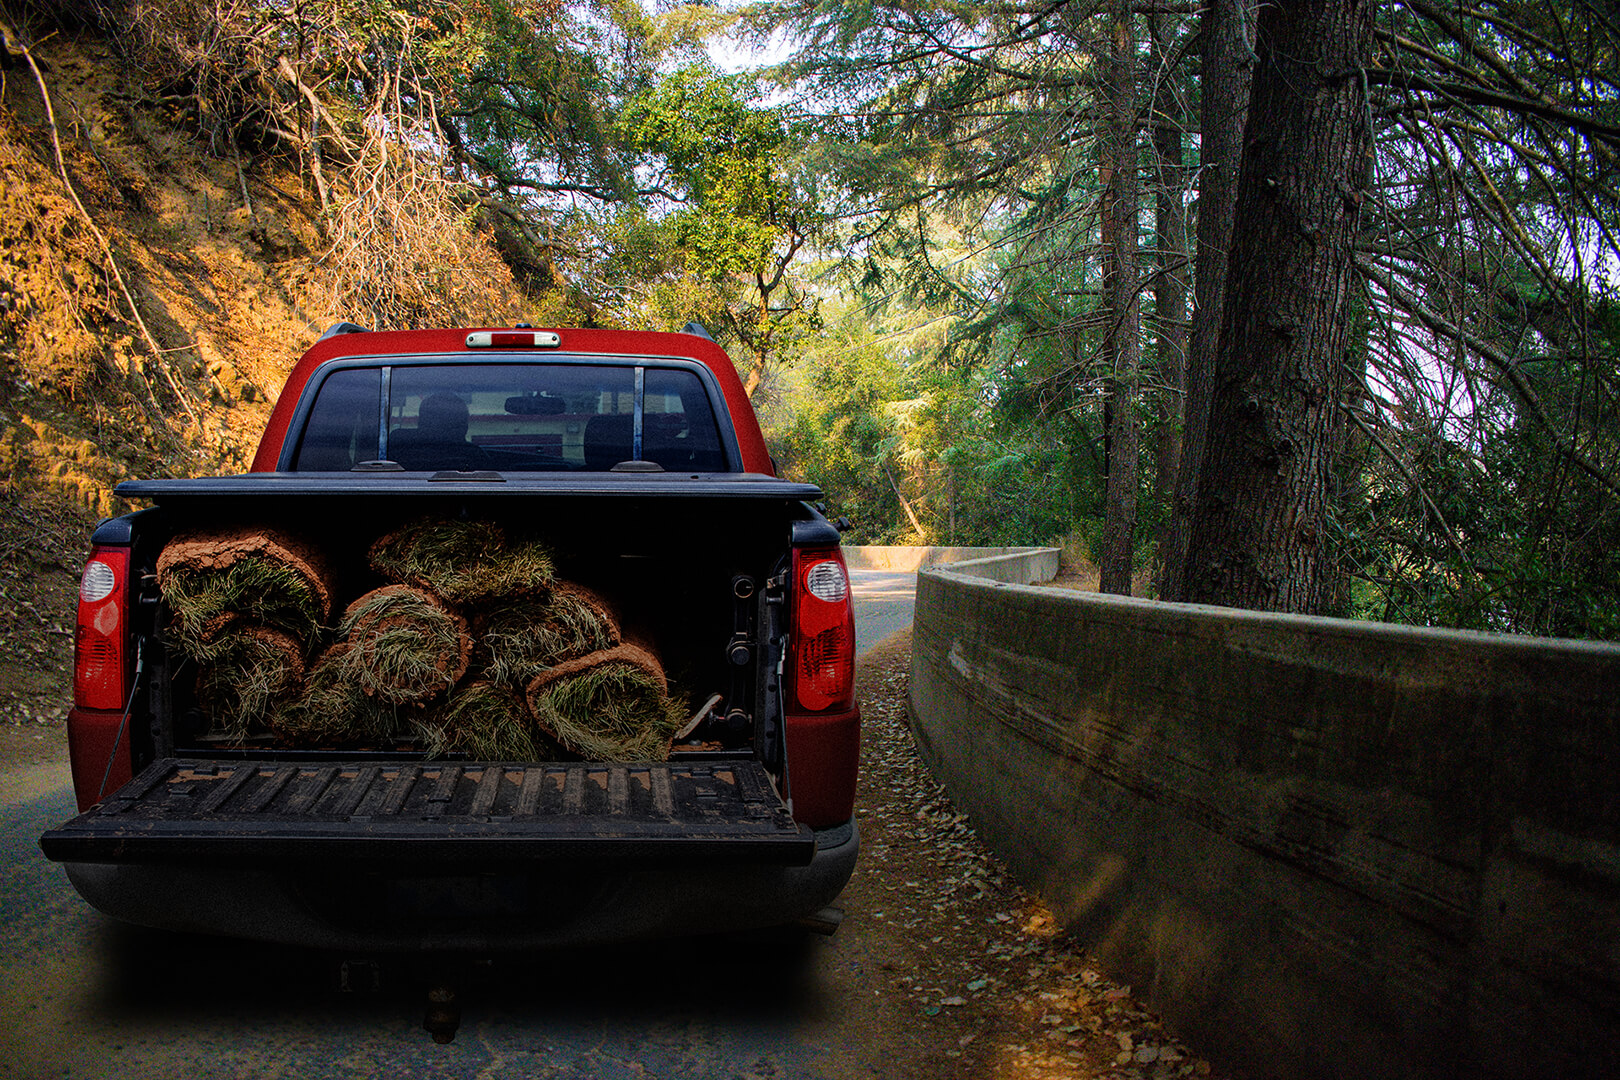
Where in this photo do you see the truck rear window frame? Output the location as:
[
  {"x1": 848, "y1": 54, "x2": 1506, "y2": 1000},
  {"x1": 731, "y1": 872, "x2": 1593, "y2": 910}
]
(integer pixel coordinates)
[{"x1": 280, "y1": 353, "x2": 745, "y2": 475}]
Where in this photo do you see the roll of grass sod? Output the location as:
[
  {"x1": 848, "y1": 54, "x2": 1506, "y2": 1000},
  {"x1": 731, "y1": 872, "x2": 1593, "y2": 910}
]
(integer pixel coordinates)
[
  {"x1": 268, "y1": 643, "x2": 406, "y2": 747},
  {"x1": 526, "y1": 644, "x2": 684, "y2": 762},
  {"x1": 338, "y1": 585, "x2": 473, "y2": 705},
  {"x1": 369, "y1": 517, "x2": 556, "y2": 606},
  {"x1": 414, "y1": 681, "x2": 562, "y2": 760},
  {"x1": 192, "y1": 626, "x2": 305, "y2": 742},
  {"x1": 481, "y1": 583, "x2": 621, "y2": 688},
  {"x1": 157, "y1": 527, "x2": 336, "y2": 658}
]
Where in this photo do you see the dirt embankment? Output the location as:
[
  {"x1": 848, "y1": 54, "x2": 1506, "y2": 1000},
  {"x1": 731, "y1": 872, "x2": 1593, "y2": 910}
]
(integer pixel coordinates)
[
  {"x1": 0, "y1": 24, "x2": 516, "y2": 740},
  {"x1": 0, "y1": 27, "x2": 328, "y2": 747},
  {"x1": 0, "y1": 30, "x2": 333, "y2": 504}
]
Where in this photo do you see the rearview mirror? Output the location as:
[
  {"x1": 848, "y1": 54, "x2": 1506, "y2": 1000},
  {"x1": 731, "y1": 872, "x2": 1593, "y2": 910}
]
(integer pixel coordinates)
[{"x1": 505, "y1": 393, "x2": 566, "y2": 415}]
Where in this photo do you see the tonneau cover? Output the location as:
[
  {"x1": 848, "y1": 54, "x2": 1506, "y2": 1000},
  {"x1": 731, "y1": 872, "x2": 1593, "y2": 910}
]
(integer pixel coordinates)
[
  {"x1": 41, "y1": 757, "x2": 815, "y2": 866},
  {"x1": 117, "y1": 472, "x2": 823, "y2": 502}
]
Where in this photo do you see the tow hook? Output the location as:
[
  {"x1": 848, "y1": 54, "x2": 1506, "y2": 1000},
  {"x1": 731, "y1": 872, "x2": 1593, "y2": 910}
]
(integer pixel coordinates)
[
  {"x1": 795, "y1": 905, "x2": 845, "y2": 936},
  {"x1": 424, "y1": 984, "x2": 461, "y2": 1044}
]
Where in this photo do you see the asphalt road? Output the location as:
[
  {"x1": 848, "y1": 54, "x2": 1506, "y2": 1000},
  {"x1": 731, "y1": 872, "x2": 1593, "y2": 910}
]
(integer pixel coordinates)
[
  {"x1": 0, "y1": 570, "x2": 922, "y2": 1080},
  {"x1": 849, "y1": 569, "x2": 918, "y2": 658}
]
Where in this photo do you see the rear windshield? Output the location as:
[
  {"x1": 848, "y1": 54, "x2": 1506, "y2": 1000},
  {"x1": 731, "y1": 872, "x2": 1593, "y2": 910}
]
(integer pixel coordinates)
[{"x1": 289, "y1": 362, "x2": 729, "y2": 473}]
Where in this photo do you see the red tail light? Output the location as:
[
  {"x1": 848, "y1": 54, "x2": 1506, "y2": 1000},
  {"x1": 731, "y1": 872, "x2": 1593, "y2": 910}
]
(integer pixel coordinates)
[
  {"x1": 789, "y1": 546, "x2": 856, "y2": 713},
  {"x1": 74, "y1": 546, "x2": 131, "y2": 710}
]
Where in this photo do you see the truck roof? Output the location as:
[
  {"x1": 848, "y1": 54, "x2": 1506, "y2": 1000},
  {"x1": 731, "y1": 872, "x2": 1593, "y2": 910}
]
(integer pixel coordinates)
[{"x1": 251, "y1": 327, "x2": 773, "y2": 474}]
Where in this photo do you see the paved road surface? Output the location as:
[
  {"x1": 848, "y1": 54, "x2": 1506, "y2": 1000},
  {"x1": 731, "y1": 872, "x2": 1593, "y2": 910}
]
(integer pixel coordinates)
[
  {"x1": 850, "y1": 568, "x2": 917, "y2": 658},
  {"x1": 0, "y1": 570, "x2": 923, "y2": 1079}
]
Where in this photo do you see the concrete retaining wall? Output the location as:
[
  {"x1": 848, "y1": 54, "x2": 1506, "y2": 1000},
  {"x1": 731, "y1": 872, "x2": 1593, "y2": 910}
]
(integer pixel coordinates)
[{"x1": 908, "y1": 566, "x2": 1620, "y2": 1080}]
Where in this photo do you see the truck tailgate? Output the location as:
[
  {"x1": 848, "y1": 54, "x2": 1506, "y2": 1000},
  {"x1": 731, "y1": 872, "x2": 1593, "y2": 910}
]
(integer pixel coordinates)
[{"x1": 41, "y1": 758, "x2": 815, "y2": 866}]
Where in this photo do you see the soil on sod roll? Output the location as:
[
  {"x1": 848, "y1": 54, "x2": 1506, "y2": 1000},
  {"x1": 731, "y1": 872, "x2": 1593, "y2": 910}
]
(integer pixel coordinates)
[
  {"x1": 337, "y1": 585, "x2": 473, "y2": 705},
  {"x1": 192, "y1": 626, "x2": 305, "y2": 742},
  {"x1": 527, "y1": 644, "x2": 684, "y2": 762},
  {"x1": 368, "y1": 517, "x2": 555, "y2": 606},
  {"x1": 156, "y1": 526, "x2": 336, "y2": 657}
]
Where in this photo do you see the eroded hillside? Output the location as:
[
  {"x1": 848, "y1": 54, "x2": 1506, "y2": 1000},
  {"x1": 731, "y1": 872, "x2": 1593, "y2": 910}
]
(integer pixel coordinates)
[{"x1": 0, "y1": 20, "x2": 529, "y2": 726}]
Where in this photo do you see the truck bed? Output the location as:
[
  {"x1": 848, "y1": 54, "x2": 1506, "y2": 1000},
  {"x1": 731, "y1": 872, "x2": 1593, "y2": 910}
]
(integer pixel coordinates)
[{"x1": 41, "y1": 756, "x2": 814, "y2": 866}]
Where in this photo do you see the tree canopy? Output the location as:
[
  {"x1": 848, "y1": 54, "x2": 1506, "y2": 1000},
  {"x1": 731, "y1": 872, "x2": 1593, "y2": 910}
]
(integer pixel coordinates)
[{"x1": 8, "y1": 0, "x2": 1619, "y2": 638}]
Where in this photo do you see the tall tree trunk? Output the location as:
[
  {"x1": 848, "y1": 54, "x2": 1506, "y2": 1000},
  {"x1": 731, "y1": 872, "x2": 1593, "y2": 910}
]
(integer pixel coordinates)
[
  {"x1": 1149, "y1": 11, "x2": 1190, "y2": 582},
  {"x1": 1098, "y1": 0, "x2": 1141, "y2": 597},
  {"x1": 1158, "y1": 0, "x2": 1253, "y2": 601},
  {"x1": 1182, "y1": 0, "x2": 1374, "y2": 613}
]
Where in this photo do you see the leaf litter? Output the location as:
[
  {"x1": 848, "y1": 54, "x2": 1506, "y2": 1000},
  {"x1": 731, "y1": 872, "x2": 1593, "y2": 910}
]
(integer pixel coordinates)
[{"x1": 851, "y1": 631, "x2": 1224, "y2": 1079}]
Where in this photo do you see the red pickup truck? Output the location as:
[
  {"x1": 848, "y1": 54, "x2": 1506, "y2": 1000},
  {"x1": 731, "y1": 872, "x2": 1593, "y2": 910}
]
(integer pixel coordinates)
[{"x1": 41, "y1": 324, "x2": 860, "y2": 950}]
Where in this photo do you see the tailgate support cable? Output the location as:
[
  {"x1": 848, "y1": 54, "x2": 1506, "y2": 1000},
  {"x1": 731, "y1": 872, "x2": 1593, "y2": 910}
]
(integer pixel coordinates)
[{"x1": 96, "y1": 639, "x2": 145, "y2": 803}]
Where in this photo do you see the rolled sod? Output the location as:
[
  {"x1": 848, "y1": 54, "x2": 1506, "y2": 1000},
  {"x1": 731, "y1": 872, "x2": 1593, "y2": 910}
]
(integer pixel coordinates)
[
  {"x1": 526, "y1": 644, "x2": 684, "y2": 762},
  {"x1": 337, "y1": 585, "x2": 472, "y2": 705},
  {"x1": 193, "y1": 626, "x2": 305, "y2": 741},
  {"x1": 368, "y1": 517, "x2": 555, "y2": 605},
  {"x1": 157, "y1": 526, "x2": 336, "y2": 657},
  {"x1": 481, "y1": 583, "x2": 621, "y2": 688},
  {"x1": 415, "y1": 681, "x2": 561, "y2": 761},
  {"x1": 268, "y1": 643, "x2": 406, "y2": 747}
]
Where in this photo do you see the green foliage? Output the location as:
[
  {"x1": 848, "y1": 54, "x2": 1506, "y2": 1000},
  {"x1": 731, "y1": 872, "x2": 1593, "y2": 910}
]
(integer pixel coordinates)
[
  {"x1": 770, "y1": 300, "x2": 1087, "y2": 545},
  {"x1": 603, "y1": 67, "x2": 821, "y2": 391},
  {"x1": 444, "y1": 0, "x2": 646, "y2": 199},
  {"x1": 1338, "y1": 305, "x2": 1620, "y2": 641}
]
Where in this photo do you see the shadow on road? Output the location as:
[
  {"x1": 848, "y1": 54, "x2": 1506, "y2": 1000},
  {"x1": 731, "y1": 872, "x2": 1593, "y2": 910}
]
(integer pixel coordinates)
[{"x1": 83, "y1": 916, "x2": 831, "y2": 1031}]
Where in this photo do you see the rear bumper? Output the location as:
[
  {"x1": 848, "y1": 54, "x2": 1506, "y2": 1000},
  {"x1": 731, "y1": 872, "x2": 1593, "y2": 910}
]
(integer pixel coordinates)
[{"x1": 60, "y1": 818, "x2": 858, "y2": 951}]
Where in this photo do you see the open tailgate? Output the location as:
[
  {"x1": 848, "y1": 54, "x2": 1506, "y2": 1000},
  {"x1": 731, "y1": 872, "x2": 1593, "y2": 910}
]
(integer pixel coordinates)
[{"x1": 41, "y1": 757, "x2": 814, "y2": 866}]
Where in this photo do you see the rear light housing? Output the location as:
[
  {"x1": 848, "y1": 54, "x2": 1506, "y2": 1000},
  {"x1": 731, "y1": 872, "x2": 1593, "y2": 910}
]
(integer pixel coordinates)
[
  {"x1": 788, "y1": 546, "x2": 856, "y2": 713},
  {"x1": 465, "y1": 329, "x2": 561, "y2": 348},
  {"x1": 74, "y1": 546, "x2": 131, "y2": 710}
]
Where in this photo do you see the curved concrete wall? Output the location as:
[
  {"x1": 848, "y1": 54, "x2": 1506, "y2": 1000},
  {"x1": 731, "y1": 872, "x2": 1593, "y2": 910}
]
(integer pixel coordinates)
[{"x1": 908, "y1": 566, "x2": 1620, "y2": 1080}]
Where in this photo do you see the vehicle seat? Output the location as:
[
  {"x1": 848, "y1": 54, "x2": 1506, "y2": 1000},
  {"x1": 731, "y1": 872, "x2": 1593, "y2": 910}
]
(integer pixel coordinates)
[
  {"x1": 388, "y1": 392, "x2": 491, "y2": 470},
  {"x1": 582, "y1": 414, "x2": 634, "y2": 470}
]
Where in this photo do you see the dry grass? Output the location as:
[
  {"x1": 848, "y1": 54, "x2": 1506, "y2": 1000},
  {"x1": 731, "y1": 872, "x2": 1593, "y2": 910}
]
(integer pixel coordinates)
[
  {"x1": 338, "y1": 585, "x2": 471, "y2": 705},
  {"x1": 267, "y1": 643, "x2": 406, "y2": 747},
  {"x1": 191, "y1": 626, "x2": 304, "y2": 742},
  {"x1": 369, "y1": 518, "x2": 555, "y2": 606}
]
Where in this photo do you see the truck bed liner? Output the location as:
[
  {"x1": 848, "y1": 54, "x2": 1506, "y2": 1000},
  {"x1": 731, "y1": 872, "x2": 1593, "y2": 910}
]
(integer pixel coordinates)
[{"x1": 42, "y1": 757, "x2": 815, "y2": 866}]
